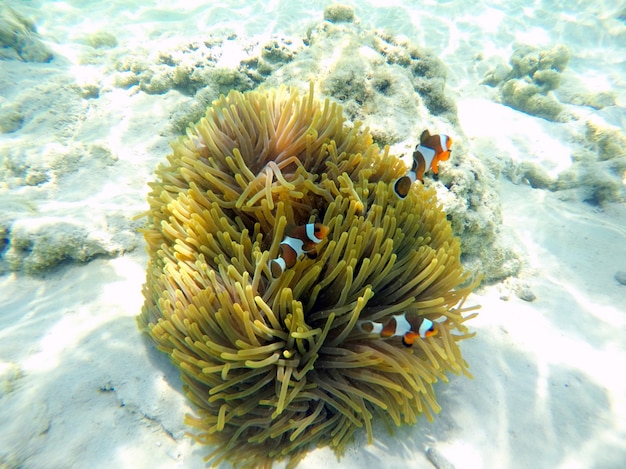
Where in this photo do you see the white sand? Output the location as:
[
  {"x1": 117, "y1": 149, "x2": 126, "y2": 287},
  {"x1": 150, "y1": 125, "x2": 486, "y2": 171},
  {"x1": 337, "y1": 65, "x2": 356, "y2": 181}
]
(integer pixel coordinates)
[{"x1": 1, "y1": 2, "x2": 626, "y2": 468}]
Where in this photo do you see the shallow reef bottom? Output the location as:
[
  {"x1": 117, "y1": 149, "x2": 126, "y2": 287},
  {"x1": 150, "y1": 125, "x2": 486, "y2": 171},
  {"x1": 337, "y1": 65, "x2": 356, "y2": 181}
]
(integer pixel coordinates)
[{"x1": 137, "y1": 84, "x2": 480, "y2": 468}]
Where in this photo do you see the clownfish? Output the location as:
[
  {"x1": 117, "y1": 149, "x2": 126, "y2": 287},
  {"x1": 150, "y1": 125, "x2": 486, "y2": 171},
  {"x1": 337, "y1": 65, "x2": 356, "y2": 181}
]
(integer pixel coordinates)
[
  {"x1": 393, "y1": 130, "x2": 453, "y2": 199},
  {"x1": 358, "y1": 313, "x2": 437, "y2": 347},
  {"x1": 269, "y1": 223, "x2": 329, "y2": 278}
]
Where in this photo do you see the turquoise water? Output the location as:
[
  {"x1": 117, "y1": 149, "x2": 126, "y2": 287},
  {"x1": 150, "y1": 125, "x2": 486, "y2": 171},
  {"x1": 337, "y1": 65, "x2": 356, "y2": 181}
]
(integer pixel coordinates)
[{"x1": 1, "y1": 1, "x2": 625, "y2": 468}]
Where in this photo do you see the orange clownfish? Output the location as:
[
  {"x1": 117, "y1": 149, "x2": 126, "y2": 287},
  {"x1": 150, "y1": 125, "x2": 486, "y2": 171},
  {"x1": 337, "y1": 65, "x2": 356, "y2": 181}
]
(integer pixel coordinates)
[
  {"x1": 393, "y1": 130, "x2": 453, "y2": 199},
  {"x1": 269, "y1": 223, "x2": 329, "y2": 278},
  {"x1": 358, "y1": 312, "x2": 437, "y2": 347}
]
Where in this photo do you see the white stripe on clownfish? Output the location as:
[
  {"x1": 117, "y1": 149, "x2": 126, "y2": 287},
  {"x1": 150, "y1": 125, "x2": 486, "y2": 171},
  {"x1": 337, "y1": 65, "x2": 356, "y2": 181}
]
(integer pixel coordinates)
[
  {"x1": 269, "y1": 223, "x2": 329, "y2": 278},
  {"x1": 358, "y1": 312, "x2": 437, "y2": 347}
]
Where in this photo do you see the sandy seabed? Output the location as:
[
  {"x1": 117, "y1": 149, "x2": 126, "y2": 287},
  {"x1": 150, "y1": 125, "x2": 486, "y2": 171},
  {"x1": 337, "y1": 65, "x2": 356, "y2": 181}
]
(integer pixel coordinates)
[{"x1": 1, "y1": 1, "x2": 626, "y2": 468}]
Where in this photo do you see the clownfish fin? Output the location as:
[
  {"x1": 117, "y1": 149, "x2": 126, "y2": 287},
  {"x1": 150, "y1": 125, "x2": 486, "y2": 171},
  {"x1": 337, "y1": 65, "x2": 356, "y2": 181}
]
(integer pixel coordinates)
[
  {"x1": 431, "y1": 134, "x2": 452, "y2": 174},
  {"x1": 402, "y1": 333, "x2": 416, "y2": 347},
  {"x1": 302, "y1": 223, "x2": 329, "y2": 251},
  {"x1": 309, "y1": 223, "x2": 329, "y2": 241}
]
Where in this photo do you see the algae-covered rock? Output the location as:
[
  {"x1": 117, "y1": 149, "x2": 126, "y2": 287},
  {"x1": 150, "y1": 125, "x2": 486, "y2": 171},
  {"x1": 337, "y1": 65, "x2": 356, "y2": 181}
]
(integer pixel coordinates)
[
  {"x1": 586, "y1": 121, "x2": 626, "y2": 161},
  {"x1": 554, "y1": 122, "x2": 626, "y2": 206},
  {"x1": 484, "y1": 44, "x2": 570, "y2": 121},
  {"x1": 111, "y1": 33, "x2": 297, "y2": 98},
  {"x1": 81, "y1": 31, "x2": 118, "y2": 49},
  {"x1": 518, "y1": 161, "x2": 556, "y2": 190},
  {"x1": 167, "y1": 68, "x2": 256, "y2": 132},
  {"x1": 0, "y1": 139, "x2": 137, "y2": 274},
  {"x1": 112, "y1": 71, "x2": 140, "y2": 89},
  {"x1": 481, "y1": 61, "x2": 510, "y2": 87},
  {"x1": 323, "y1": 4, "x2": 355, "y2": 23},
  {"x1": 1, "y1": 214, "x2": 139, "y2": 274},
  {"x1": 0, "y1": 362, "x2": 23, "y2": 397},
  {"x1": 573, "y1": 122, "x2": 626, "y2": 204},
  {"x1": 501, "y1": 79, "x2": 564, "y2": 121},
  {"x1": 372, "y1": 30, "x2": 455, "y2": 121},
  {"x1": 579, "y1": 168, "x2": 623, "y2": 205},
  {"x1": 0, "y1": 105, "x2": 24, "y2": 134},
  {"x1": 482, "y1": 44, "x2": 625, "y2": 206},
  {"x1": 562, "y1": 90, "x2": 617, "y2": 110},
  {"x1": 509, "y1": 44, "x2": 570, "y2": 77},
  {"x1": 261, "y1": 38, "x2": 297, "y2": 63},
  {"x1": 532, "y1": 69, "x2": 562, "y2": 91},
  {"x1": 437, "y1": 152, "x2": 521, "y2": 280},
  {"x1": 276, "y1": 21, "x2": 457, "y2": 141},
  {"x1": 0, "y1": 5, "x2": 52, "y2": 62}
]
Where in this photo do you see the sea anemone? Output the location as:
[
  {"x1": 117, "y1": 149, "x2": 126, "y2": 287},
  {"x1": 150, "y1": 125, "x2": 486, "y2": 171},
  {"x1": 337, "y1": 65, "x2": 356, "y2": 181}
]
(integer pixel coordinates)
[{"x1": 137, "y1": 83, "x2": 479, "y2": 468}]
